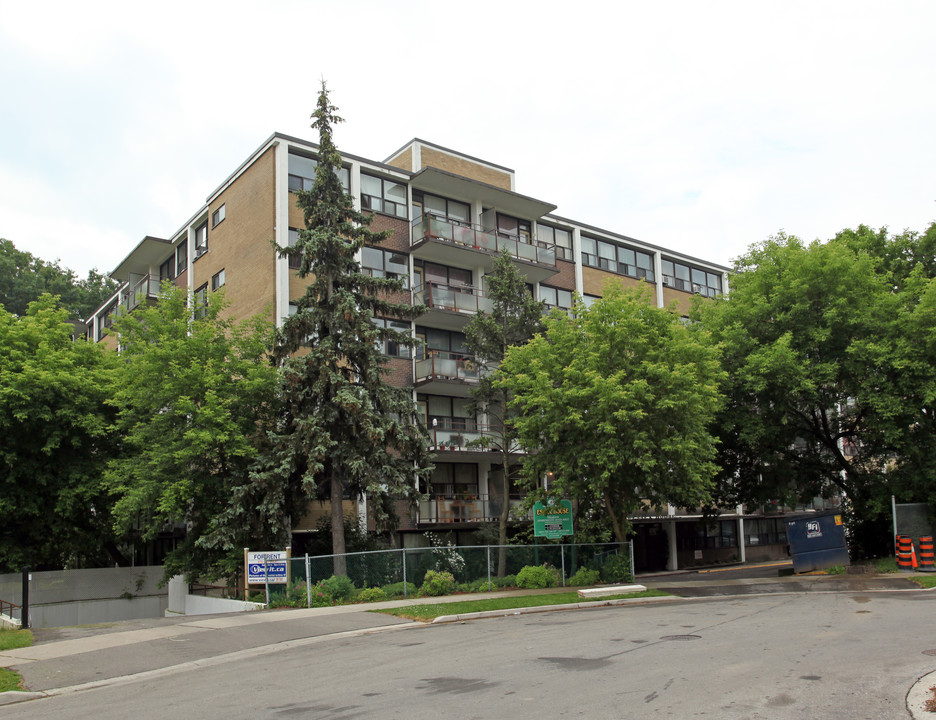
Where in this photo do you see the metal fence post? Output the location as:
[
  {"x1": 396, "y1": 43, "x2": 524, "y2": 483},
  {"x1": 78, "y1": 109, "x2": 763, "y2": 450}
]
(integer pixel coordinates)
[
  {"x1": 263, "y1": 558, "x2": 270, "y2": 605},
  {"x1": 560, "y1": 544, "x2": 566, "y2": 587},
  {"x1": 402, "y1": 548, "x2": 407, "y2": 598},
  {"x1": 21, "y1": 567, "x2": 29, "y2": 630},
  {"x1": 305, "y1": 554, "x2": 312, "y2": 608},
  {"x1": 628, "y1": 539, "x2": 635, "y2": 580},
  {"x1": 487, "y1": 546, "x2": 492, "y2": 591}
]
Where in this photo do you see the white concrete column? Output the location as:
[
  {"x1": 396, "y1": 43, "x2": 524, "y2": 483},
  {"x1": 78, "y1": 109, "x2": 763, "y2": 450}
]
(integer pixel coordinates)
[
  {"x1": 737, "y1": 505, "x2": 746, "y2": 563},
  {"x1": 654, "y1": 250, "x2": 664, "y2": 309},
  {"x1": 572, "y1": 227, "x2": 584, "y2": 297},
  {"x1": 274, "y1": 141, "x2": 291, "y2": 327},
  {"x1": 665, "y1": 519, "x2": 678, "y2": 571}
]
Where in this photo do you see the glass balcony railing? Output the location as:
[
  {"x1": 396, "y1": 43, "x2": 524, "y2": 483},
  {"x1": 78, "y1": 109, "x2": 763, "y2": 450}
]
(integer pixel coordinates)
[
  {"x1": 121, "y1": 274, "x2": 162, "y2": 313},
  {"x1": 418, "y1": 282, "x2": 493, "y2": 315},
  {"x1": 425, "y1": 419, "x2": 504, "y2": 451},
  {"x1": 418, "y1": 493, "x2": 527, "y2": 524},
  {"x1": 412, "y1": 215, "x2": 557, "y2": 268},
  {"x1": 414, "y1": 351, "x2": 482, "y2": 385}
]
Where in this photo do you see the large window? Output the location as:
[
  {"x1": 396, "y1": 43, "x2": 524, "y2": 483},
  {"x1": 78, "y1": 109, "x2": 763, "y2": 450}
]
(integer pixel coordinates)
[
  {"x1": 287, "y1": 228, "x2": 303, "y2": 270},
  {"x1": 362, "y1": 247, "x2": 409, "y2": 287},
  {"x1": 193, "y1": 284, "x2": 208, "y2": 320},
  {"x1": 429, "y1": 463, "x2": 478, "y2": 498},
  {"x1": 361, "y1": 173, "x2": 407, "y2": 218},
  {"x1": 415, "y1": 326, "x2": 468, "y2": 359},
  {"x1": 175, "y1": 240, "x2": 188, "y2": 276},
  {"x1": 288, "y1": 151, "x2": 350, "y2": 192},
  {"x1": 413, "y1": 260, "x2": 472, "y2": 291},
  {"x1": 661, "y1": 259, "x2": 722, "y2": 297},
  {"x1": 159, "y1": 255, "x2": 175, "y2": 282},
  {"x1": 581, "y1": 236, "x2": 654, "y2": 282},
  {"x1": 194, "y1": 221, "x2": 208, "y2": 259},
  {"x1": 371, "y1": 316, "x2": 411, "y2": 357},
  {"x1": 412, "y1": 190, "x2": 470, "y2": 225},
  {"x1": 744, "y1": 518, "x2": 787, "y2": 546},
  {"x1": 417, "y1": 394, "x2": 475, "y2": 431},
  {"x1": 536, "y1": 222, "x2": 573, "y2": 261},
  {"x1": 539, "y1": 285, "x2": 573, "y2": 311},
  {"x1": 211, "y1": 269, "x2": 225, "y2": 291},
  {"x1": 496, "y1": 213, "x2": 531, "y2": 242}
]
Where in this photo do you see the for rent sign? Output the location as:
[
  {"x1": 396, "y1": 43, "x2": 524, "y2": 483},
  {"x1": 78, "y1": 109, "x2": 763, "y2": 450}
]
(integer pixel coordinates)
[
  {"x1": 533, "y1": 499, "x2": 573, "y2": 539},
  {"x1": 245, "y1": 550, "x2": 289, "y2": 585}
]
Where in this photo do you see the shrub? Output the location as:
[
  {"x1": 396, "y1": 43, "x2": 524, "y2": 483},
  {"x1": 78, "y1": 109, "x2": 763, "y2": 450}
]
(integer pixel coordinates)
[
  {"x1": 568, "y1": 567, "x2": 601, "y2": 587},
  {"x1": 381, "y1": 581, "x2": 417, "y2": 599},
  {"x1": 317, "y1": 575, "x2": 356, "y2": 602},
  {"x1": 600, "y1": 553, "x2": 633, "y2": 583},
  {"x1": 493, "y1": 575, "x2": 517, "y2": 589},
  {"x1": 419, "y1": 570, "x2": 456, "y2": 597},
  {"x1": 469, "y1": 577, "x2": 493, "y2": 592},
  {"x1": 357, "y1": 587, "x2": 387, "y2": 603},
  {"x1": 516, "y1": 564, "x2": 560, "y2": 589}
]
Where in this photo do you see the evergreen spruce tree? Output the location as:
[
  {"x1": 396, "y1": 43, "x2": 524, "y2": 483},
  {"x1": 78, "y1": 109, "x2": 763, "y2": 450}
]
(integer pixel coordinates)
[
  {"x1": 464, "y1": 249, "x2": 544, "y2": 576},
  {"x1": 269, "y1": 83, "x2": 432, "y2": 576}
]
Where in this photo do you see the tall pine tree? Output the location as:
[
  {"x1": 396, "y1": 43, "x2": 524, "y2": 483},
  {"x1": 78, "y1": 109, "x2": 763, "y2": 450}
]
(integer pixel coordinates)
[
  {"x1": 464, "y1": 249, "x2": 544, "y2": 576},
  {"x1": 268, "y1": 83, "x2": 432, "y2": 575}
]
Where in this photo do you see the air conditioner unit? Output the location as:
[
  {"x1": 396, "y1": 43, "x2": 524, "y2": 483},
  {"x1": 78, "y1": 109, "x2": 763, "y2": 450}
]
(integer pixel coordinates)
[
  {"x1": 692, "y1": 283, "x2": 704, "y2": 294},
  {"x1": 662, "y1": 276, "x2": 672, "y2": 287}
]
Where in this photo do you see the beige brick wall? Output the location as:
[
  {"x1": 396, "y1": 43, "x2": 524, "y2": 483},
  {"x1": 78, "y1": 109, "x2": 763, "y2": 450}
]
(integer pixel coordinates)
[
  {"x1": 662, "y1": 287, "x2": 693, "y2": 316},
  {"x1": 420, "y1": 147, "x2": 511, "y2": 190},
  {"x1": 369, "y1": 214, "x2": 410, "y2": 253},
  {"x1": 582, "y1": 267, "x2": 649, "y2": 297},
  {"x1": 293, "y1": 500, "x2": 356, "y2": 532},
  {"x1": 193, "y1": 147, "x2": 277, "y2": 325},
  {"x1": 386, "y1": 146, "x2": 413, "y2": 172}
]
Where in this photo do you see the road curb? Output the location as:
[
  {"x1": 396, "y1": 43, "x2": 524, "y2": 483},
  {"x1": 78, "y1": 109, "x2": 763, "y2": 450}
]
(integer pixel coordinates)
[
  {"x1": 907, "y1": 669, "x2": 936, "y2": 719},
  {"x1": 430, "y1": 594, "x2": 682, "y2": 623}
]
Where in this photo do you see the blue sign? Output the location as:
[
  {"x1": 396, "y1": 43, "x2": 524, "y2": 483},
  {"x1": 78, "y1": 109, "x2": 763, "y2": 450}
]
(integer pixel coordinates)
[{"x1": 246, "y1": 550, "x2": 289, "y2": 584}]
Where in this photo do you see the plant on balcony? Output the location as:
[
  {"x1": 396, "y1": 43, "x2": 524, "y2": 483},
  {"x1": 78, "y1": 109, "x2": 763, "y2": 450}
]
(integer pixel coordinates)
[
  {"x1": 259, "y1": 82, "x2": 433, "y2": 577},
  {"x1": 464, "y1": 249, "x2": 545, "y2": 577}
]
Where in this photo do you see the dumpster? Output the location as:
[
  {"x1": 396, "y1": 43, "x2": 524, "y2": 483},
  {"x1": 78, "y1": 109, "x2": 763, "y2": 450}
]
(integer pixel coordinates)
[{"x1": 785, "y1": 511, "x2": 849, "y2": 573}]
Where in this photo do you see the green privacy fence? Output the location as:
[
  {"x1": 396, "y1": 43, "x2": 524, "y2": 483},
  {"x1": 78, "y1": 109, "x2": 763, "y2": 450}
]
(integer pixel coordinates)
[{"x1": 277, "y1": 541, "x2": 633, "y2": 605}]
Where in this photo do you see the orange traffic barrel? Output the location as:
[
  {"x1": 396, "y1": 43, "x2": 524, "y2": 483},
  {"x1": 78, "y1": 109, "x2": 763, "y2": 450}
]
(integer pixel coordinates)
[
  {"x1": 896, "y1": 535, "x2": 914, "y2": 571},
  {"x1": 919, "y1": 536, "x2": 934, "y2": 568}
]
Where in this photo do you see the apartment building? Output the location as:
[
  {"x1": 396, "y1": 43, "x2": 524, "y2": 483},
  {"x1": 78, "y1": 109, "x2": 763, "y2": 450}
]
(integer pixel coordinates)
[{"x1": 89, "y1": 133, "x2": 798, "y2": 571}]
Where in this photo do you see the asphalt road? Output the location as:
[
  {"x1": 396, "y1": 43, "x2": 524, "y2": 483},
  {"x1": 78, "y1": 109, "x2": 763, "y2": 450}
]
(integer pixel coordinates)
[{"x1": 3, "y1": 586, "x2": 934, "y2": 719}]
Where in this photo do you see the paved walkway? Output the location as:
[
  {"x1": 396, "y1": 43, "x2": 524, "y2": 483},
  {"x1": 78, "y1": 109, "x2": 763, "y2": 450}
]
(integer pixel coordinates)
[{"x1": 0, "y1": 566, "x2": 929, "y2": 713}]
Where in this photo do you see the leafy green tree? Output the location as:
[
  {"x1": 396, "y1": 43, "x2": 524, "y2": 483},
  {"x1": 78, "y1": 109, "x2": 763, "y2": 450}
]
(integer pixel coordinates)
[
  {"x1": 0, "y1": 238, "x2": 118, "y2": 320},
  {"x1": 697, "y1": 231, "x2": 900, "y2": 555},
  {"x1": 264, "y1": 82, "x2": 432, "y2": 576},
  {"x1": 106, "y1": 285, "x2": 279, "y2": 580},
  {"x1": 499, "y1": 283, "x2": 725, "y2": 542},
  {"x1": 0, "y1": 295, "x2": 123, "y2": 571},
  {"x1": 463, "y1": 249, "x2": 544, "y2": 575}
]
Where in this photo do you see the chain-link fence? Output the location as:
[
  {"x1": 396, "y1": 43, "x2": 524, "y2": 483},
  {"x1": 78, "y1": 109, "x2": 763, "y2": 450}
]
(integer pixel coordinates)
[{"x1": 262, "y1": 541, "x2": 632, "y2": 606}]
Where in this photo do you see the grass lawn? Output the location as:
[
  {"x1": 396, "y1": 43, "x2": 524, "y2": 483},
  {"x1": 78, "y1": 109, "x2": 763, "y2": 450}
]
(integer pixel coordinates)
[
  {"x1": 909, "y1": 575, "x2": 936, "y2": 589},
  {"x1": 373, "y1": 589, "x2": 670, "y2": 622},
  {"x1": 0, "y1": 629, "x2": 32, "y2": 693}
]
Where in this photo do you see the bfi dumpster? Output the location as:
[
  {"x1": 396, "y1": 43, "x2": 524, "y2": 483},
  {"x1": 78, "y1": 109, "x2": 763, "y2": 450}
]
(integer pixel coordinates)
[{"x1": 786, "y1": 511, "x2": 849, "y2": 573}]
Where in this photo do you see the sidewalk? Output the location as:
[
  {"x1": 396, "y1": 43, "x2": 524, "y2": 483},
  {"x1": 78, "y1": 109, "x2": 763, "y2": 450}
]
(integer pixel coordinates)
[{"x1": 0, "y1": 569, "x2": 925, "y2": 706}]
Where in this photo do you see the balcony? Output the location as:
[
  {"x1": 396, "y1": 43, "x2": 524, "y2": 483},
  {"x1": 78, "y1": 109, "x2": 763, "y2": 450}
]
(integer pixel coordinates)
[
  {"x1": 426, "y1": 419, "x2": 510, "y2": 455},
  {"x1": 418, "y1": 493, "x2": 528, "y2": 525},
  {"x1": 414, "y1": 351, "x2": 482, "y2": 396},
  {"x1": 120, "y1": 274, "x2": 162, "y2": 313},
  {"x1": 411, "y1": 215, "x2": 558, "y2": 284},
  {"x1": 417, "y1": 282, "x2": 492, "y2": 330}
]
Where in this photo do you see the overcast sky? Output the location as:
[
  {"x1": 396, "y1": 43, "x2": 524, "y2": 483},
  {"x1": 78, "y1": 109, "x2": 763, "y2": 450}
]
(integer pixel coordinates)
[{"x1": 1, "y1": 0, "x2": 933, "y2": 278}]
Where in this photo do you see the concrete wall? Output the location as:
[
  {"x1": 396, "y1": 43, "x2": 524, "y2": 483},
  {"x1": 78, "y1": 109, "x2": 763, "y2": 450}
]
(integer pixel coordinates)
[{"x1": 166, "y1": 575, "x2": 263, "y2": 616}]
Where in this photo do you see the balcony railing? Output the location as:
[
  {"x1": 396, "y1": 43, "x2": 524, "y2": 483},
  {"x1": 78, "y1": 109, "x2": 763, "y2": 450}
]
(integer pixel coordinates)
[
  {"x1": 418, "y1": 282, "x2": 493, "y2": 315},
  {"x1": 415, "y1": 351, "x2": 482, "y2": 385},
  {"x1": 121, "y1": 274, "x2": 162, "y2": 313},
  {"x1": 419, "y1": 493, "x2": 527, "y2": 524},
  {"x1": 412, "y1": 215, "x2": 557, "y2": 268},
  {"x1": 426, "y1": 419, "x2": 504, "y2": 451}
]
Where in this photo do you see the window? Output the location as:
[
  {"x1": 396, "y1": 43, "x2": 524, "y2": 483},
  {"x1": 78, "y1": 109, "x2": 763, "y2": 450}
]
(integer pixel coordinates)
[
  {"x1": 371, "y1": 317, "x2": 412, "y2": 357},
  {"x1": 194, "y1": 221, "x2": 208, "y2": 259},
  {"x1": 496, "y1": 213, "x2": 531, "y2": 241},
  {"x1": 362, "y1": 247, "x2": 409, "y2": 287},
  {"x1": 193, "y1": 284, "x2": 208, "y2": 320},
  {"x1": 417, "y1": 394, "x2": 476, "y2": 431},
  {"x1": 429, "y1": 463, "x2": 478, "y2": 498},
  {"x1": 287, "y1": 228, "x2": 303, "y2": 270},
  {"x1": 361, "y1": 173, "x2": 407, "y2": 219},
  {"x1": 415, "y1": 326, "x2": 468, "y2": 359},
  {"x1": 536, "y1": 222, "x2": 573, "y2": 261},
  {"x1": 412, "y1": 191, "x2": 470, "y2": 225},
  {"x1": 661, "y1": 259, "x2": 722, "y2": 296},
  {"x1": 288, "y1": 151, "x2": 350, "y2": 192},
  {"x1": 176, "y1": 240, "x2": 188, "y2": 276},
  {"x1": 211, "y1": 205, "x2": 225, "y2": 227},
  {"x1": 159, "y1": 255, "x2": 175, "y2": 282},
  {"x1": 211, "y1": 269, "x2": 225, "y2": 291},
  {"x1": 539, "y1": 285, "x2": 573, "y2": 311},
  {"x1": 413, "y1": 260, "x2": 471, "y2": 292},
  {"x1": 581, "y1": 235, "x2": 655, "y2": 282}
]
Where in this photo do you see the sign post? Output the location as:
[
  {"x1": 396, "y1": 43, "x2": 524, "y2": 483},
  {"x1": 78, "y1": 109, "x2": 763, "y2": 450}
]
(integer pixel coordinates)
[
  {"x1": 244, "y1": 549, "x2": 290, "y2": 603},
  {"x1": 533, "y1": 499, "x2": 573, "y2": 539}
]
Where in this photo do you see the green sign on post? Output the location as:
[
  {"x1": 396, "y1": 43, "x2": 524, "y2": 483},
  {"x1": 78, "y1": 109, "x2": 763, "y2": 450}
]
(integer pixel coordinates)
[{"x1": 533, "y1": 499, "x2": 573, "y2": 539}]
